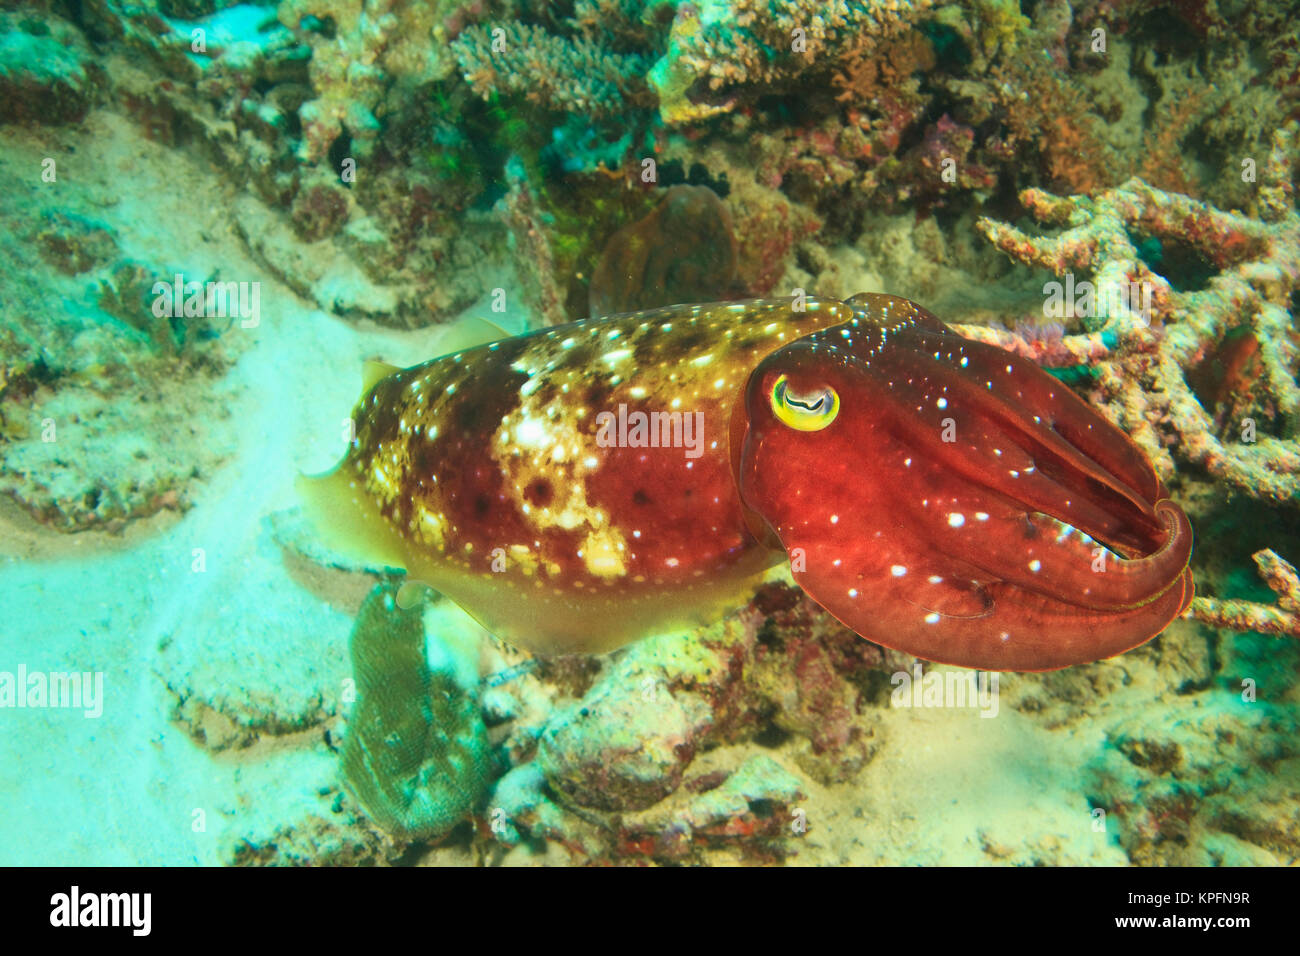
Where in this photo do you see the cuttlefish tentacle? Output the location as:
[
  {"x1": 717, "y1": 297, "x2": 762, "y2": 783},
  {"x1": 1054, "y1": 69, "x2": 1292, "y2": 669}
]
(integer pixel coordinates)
[
  {"x1": 302, "y1": 293, "x2": 1193, "y2": 672},
  {"x1": 932, "y1": 502, "x2": 1192, "y2": 613}
]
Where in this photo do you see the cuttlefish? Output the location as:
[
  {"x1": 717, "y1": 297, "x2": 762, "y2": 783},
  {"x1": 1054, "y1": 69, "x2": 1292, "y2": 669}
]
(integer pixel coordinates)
[{"x1": 300, "y1": 294, "x2": 1193, "y2": 671}]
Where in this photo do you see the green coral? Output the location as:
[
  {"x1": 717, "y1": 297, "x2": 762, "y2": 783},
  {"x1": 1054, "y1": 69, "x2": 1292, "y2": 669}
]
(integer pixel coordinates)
[
  {"x1": 452, "y1": 21, "x2": 651, "y2": 118},
  {"x1": 341, "y1": 583, "x2": 493, "y2": 841}
]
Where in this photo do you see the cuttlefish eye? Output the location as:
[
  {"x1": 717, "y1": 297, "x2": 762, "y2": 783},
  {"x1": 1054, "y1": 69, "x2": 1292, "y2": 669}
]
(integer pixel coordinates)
[{"x1": 770, "y1": 374, "x2": 840, "y2": 431}]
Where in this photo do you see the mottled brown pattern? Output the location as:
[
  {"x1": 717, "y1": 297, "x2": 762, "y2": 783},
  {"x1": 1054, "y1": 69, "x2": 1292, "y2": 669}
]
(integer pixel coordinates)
[{"x1": 343, "y1": 299, "x2": 855, "y2": 591}]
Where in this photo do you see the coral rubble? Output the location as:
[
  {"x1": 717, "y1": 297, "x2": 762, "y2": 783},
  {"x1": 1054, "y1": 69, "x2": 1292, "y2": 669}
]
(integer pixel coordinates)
[
  {"x1": 973, "y1": 128, "x2": 1300, "y2": 503},
  {"x1": 481, "y1": 586, "x2": 894, "y2": 864}
]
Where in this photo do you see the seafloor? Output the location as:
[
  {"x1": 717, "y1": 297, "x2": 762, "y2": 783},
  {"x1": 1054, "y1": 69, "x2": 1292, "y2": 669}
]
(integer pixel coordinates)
[{"x1": 0, "y1": 0, "x2": 1298, "y2": 865}]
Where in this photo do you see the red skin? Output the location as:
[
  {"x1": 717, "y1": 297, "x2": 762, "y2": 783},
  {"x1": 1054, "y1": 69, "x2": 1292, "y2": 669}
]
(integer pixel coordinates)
[
  {"x1": 337, "y1": 295, "x2": 1192, "y2": 669},
  {"x1": 738, "y1": 295, "x2": 1193, "y2": 671}
]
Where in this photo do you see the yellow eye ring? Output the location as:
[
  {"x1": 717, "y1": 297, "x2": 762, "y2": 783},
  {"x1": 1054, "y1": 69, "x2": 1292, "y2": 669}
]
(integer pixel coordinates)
[{"x1": 770, "y1": 374, "x2": 840, "y2": 431}]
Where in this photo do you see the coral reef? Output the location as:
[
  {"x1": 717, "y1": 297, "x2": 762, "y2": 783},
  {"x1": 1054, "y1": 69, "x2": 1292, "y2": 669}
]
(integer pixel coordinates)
[
  {"x1": 491, "y1": 750, "x2": 806, "y2": 863},
  {"x1": 475, "y1": 582, "x2": 904, "y2": 864},
  {"x1": 231, "y1": 803, "x2": 408, "y2": 866},
  {"x1": 972, "y1": 127, "x2": 1300, "y2": 504},
  {"x1": 970, "y1": 126, "x2": 1300, "y2": 653},
  {"x1": 1191, "y1": 550, "x2": 1300, "y2": 639},
  {"x1": 278, "y1": 0, "x2": 459, "y2": 163},
  {"x1": 3, "y1": 0, "x2": 1299, "y2": 870},
  {"x1": 243, "y1": 542, "x2": 900, "y2": 864},
  {"x1": 648, "y1": 0, "x2": 937, "y2": 125},
  {"x1": 1085, "y1": 698, "x2": 1300, "y2": 865},
  {"x1": 14, "y1": 0, "x2": 1292, "y2": 328},
  {"x1": 453, "y1": 21, "x2": 652, "y2": 118},
  {"x1": 500, "y1": 156, "x2": 570, "y2": 327},
  {"x1": 0, "y1": 11, "x2": 103, "y2": 124},
  {"x1": 0, "y1": 114, "x2": 242, "y2": 531}
]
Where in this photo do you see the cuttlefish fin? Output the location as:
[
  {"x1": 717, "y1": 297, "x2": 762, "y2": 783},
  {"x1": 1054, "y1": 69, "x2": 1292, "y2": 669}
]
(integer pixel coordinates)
[
  {"x1": 358, "y1": 316, "x2": 510, "y2": 398},
  {"x1": 361, "y1": 360, "x2": 402, "y2": 394},
  {"x1": 301, "y1": 359, "x2": 447, "y2": 592},
  {"x1": 435, "y1": 314, "x2": 512, "y2": 354},
  {"x1": 295, "y1": 464, "x2": 410, "y2": 574}
]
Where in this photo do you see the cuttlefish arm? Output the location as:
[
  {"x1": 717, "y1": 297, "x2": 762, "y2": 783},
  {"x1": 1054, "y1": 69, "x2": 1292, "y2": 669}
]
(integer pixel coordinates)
[{"x1": 736, "y1": 294, "x2": 1193, "y2": 671}]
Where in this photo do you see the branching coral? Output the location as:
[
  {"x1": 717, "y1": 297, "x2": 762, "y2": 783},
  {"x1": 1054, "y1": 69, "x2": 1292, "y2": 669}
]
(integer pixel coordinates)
[
  {"x1": 968, "y1": 127, "x2": 1300, "y2": 644},
  {"x1": 971, "y1": 126, "x2": 1300, "y2": 503},
  {"x1": 452, "y1": 21, "x2": 652, "y2": 117},
  {"x1": 1189, "y1": 550, "x2": 1300, "y2": 639}
]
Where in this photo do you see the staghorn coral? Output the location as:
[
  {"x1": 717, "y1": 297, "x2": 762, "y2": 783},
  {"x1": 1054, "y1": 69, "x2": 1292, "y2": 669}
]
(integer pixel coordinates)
[
  {"x1": 969, "y1": 127, "x2": 1300, "y2": 647},
  {"x1": 972, "y1": 127, "x2": 1300, "y2": 504},
  {"x1": 1190, "y1": 550, "x2": 1300, "y2": 639}
]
